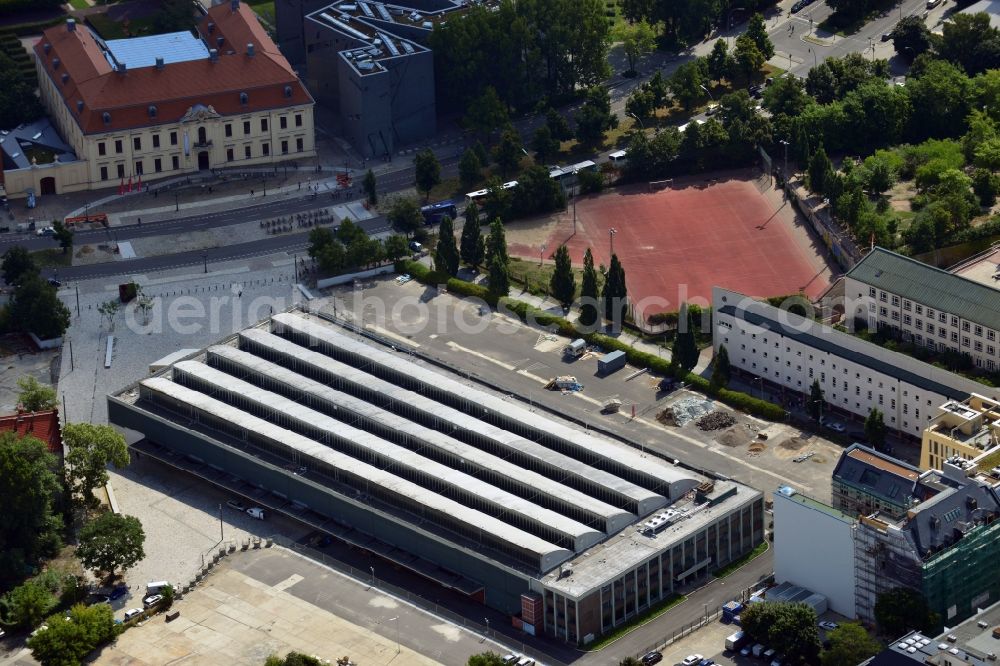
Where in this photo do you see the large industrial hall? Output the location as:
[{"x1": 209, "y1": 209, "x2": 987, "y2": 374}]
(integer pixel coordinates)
[{"x1": 108, "y1": 309, "x2": 763, "y2": 642}]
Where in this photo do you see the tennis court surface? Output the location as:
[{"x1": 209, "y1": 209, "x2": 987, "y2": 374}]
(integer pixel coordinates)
[{"x1": 509, "y1": 173, "x2": 834, "y2": 323}]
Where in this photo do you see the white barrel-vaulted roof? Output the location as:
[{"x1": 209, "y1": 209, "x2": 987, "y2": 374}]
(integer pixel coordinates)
[
  {"x1": 139, "y1": 376, "x2": 573, "y2": 571},
  {"x1": 204, "y1": 344, "x2": 630, "y2": 535},
  {"x1": 170, "y1": 359, "x2": 602, "y2": 552}
]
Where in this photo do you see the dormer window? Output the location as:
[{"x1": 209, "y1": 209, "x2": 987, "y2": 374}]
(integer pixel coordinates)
[
  {"x1": 239, "y1": 92, "x2": 248, "y2": 105},
  {"x1": 52, "y1": 58, "x2": 60, "y2": 69},
  {"x1": 284, "y1": 85, "x2": 292, "y2": 98},
  {"x1": 148, "y1": 105, "x2": 157, "y2": 118},
  {"x1": 76, "y1": 100, "x2": 83, "y2": 112},
  {"x1": 61, "y1": 73, "x2": 69, "y2": 84},
  {"x1": 102, "y1": 112, "x2": 111, "y2": 125}
]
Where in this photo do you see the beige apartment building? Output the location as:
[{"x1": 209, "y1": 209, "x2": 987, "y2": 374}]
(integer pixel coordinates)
[
  {"x1": 920, "y1": 394, "x2": 1000, "y2": 470},
  {"x1": 6, "y1": 0, "x2": 314, "y2": 198}
]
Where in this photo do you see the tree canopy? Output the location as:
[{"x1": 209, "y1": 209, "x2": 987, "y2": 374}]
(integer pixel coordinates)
[
  {"x1": 821, "y1": 623, "x2": 882, "y2": 666},
  {"x1": 17, "y1": 376, "x2": 57, "y2": 412},
  {"x1": 27, "y1": 602, "x2": 117, "y2": 666},
  {"x1": 671, "y1": 303, "x2": 700, "y2": 373},
  {"x1": 550, "y1": 245, "x2": 576, "y2": 308},
  {"x1": 579, "y1": 248, "x2": 600, "y2": 329},
  {"x1": 434, "y1": 216, "x2": 460, "y2": 277},
  {"x1": 63, "y1": 423, "x2": 130, "y2": 509},
  {"x1": 874, "y1": 587, "x2": 939, "y2": 637},
  {"x1": 414, "y1": 149, "x2": 442, "y2": 201},
  {"x1": 77, "y1": 512, "x2": 146, "y2": 578},
  {"x1": 741, "y1": 602, "x2": 821, "y2": 665}
]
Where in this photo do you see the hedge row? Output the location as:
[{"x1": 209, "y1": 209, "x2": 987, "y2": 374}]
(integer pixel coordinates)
[
  {"x1": 0, "y1": 16, "x2": 64, "y2": 37},
  {"x1": 397, "y1": 261, "x2": 787, "y2": 421}
]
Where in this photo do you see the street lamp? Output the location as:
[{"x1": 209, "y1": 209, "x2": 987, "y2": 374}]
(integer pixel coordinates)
[
  {"x1": 539, "y1": 243, "x2": 547, "y2": 267},
  {"x1": 485, "y1": 617, "x2": 490, "y2": 638},
  {"x1": 699, "y1": 84, "x2": 714, "y2": 100},
  {"x1": 808, "y1": 47, "x2": 817, "y2": 67},
  {"x1": 370, "y1": 566, "x2": 375, "y2": 587},
  {"x1": 627, "y1": 111, "x2": 645, "y2": 130},
  {"x1": 609, "y1": 227, "x2": 618, "y2": 256},
  {"x1": 174, "y1": 190, "x2": 179, "y2": 212},
  {"x1": 868, "y1": 37, "x2": 876, "y2": 62},
  {"x1": 779, "y1": 139, "x2": 790, "y2": 176},
  {"x1": 202, "y1": 251, "x2": 207, "y2": 274}
]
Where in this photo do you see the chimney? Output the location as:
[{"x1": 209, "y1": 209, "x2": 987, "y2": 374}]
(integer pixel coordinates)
[
  {"x1": 231, "y1": 0, "x2": 239, "y2": 10},
  {"x1": 217, "y1": 36, "x2": 224, "y2": 48},
  {"x1": 207, "y1": 22, "x2": 215, "y2": 35},
  {"x1": 209, "y1": 48, "x2": 218, "y2": 62},
  {"x1": 66, "y1": 18, "x2": 76, "y2": 32},
  {"x1": 155, "y1": 57, "x2": 164, "y2": 70},
  {"x1": 76, "y1": 100, "x2": 83, "y2": 112},
  {"x1": 118, "y1": 62, "x2": 127, "y2": 74},
  {"x1": 246, "y1": 43, "x2": 254, "y2": 57},
  {"x1": 43, "y1": 43, "x2": 50, "y2": 54}
]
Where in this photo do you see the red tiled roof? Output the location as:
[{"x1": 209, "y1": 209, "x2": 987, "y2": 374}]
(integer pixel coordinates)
[
  {"x1": 0, "y1": 410, "x2": 61, "y2": 455},
  {"x1": 35, "y1": 2, "x2": 312, "y2": 135}
]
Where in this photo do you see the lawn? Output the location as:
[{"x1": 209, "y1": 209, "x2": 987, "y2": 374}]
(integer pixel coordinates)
[
  {"x1": 713, "y1": 541, "x2": 769, "y2": 578},
  {"x1": 507, "y1": 256, "x2": 603, "y2": 301},
  {"x1": 246, "y1": 0, "x2": 275, "y2": 27},
  {"x1": 31, "y1": 248, "x2": 72, "y2": 268},
  {"x1": 978, "y1": 448, "x2": 1000, "y2": 473},
  {"x1": 85, "y1": 11, "x2": 156, "y2": 39},
  {"x1": 68, "y1": 0, "x2": 90, "y2": 9}
]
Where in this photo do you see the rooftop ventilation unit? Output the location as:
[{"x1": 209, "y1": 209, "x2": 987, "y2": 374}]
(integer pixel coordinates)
[
  {"x1": 246, "y1": 43, "x2": 255, "y2": 57},
  {"x1": 66, "y1": 18, "x2": 76, "y2": 32},
  {"x1": 401, "y1": 41, "x2": 414, "y2": 54},
  {"x1": 209, "y1": 48, "x2": 218, "y2": 62},
  {"x1": 379, "y1": 32, "x2": 399, "y2": 56},
  {"x1": 359, "y1": 1, "x2": 375, "y2": 17},
  {"x1": 155, "y1": 57, "x2": 164, "y2": 70},
  {"x1": 376, "y1": 3, "x2": 392, "y2": 21},
  {"x1": 76, "y1": 100, "x2": 83, "y2": 112},
  {"x1": 231, "y1": 0, "x2": 239, "y2": 10}
]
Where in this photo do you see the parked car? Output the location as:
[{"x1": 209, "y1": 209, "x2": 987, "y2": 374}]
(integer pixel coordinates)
[
  {"x1": 36, "y1": 226, "x2": 55, "y2": 237},
  {"x1": 819, "y1": 620, "x2": 839, "y2": 630},
  {"x1": 740, "y1": 645, "x2": 753, "y2": 657},
  {"x1": 47, "y1": 277, "x2": 61, "y2": 287},
  {"x1": 641, "y1": 651, "x2": 663, "y2": 665},
  {"x1": 501, "y1": 655, "x2": 520, "y2": 665},
  {"x1": 409, "y1": 241, "x2": 423, "y2": 252},
  {"x1": 705, "y1": 102, "x2": 720, "y2": 116},
  {"x1": 124, "y1": 608, "x2": 143, "y2": 621},
  {"x1": 824, "y1": 421, "x2": 846, "y2": 433},
  {"x1": 246, "y1": 507, "x2": 265, "y2": 520},
  {"x1": 109, "y1": 585, "x2": 128, "y2": 601},
  {"x1": 142, "y1": 594, "x2": 163, "y2": 608},
  {"x1": 682, "y1": 656, "x2": 704, "y2": 666},
  {"x1": 698, "y1": 659, "x2": 715, "y2": 666},
  {"x1": 226, "y1": 499, "x2": 246, "y2": 512}
]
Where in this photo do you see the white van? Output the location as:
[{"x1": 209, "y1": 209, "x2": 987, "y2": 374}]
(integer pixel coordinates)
[
  {"x1": 609, "y1": 149, "x2": 628, "y2": 165},
  {"x1": 146, "y1": 581, "x2": 170, "y2": 594}
]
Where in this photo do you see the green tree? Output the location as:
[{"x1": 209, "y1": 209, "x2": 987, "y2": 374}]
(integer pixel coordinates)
[
  {"x1": 0, "y1": 52, "x2": 42, "y2": 129},
  {"x1": 734, "y1": 34, "x2": 765, "y2": 81},
  {"x1": 414, "y1": 149, "x2": 442, "y2": 202},
  {"x1": 387, "y1": 197, "x2": 424, "y2": 236},
  {"x1": 484, "y1": 218, "x2": 509, "y2": 269},
  {"x1": 575, "y1": 86, "x2": 618, "y2": 144},
  {"x1": 746, "y1": 12, "x2": 775, "y2": 60},
  {"x1": 905, "y1": 58, "x2": 972, "y2": 141},
  {"x1": 459, "y1": 148, "x2": 483, "y2": 189},
  {"x1": 460, "y1": 203, "x2": 485, "y2": 267},
  {"x1": 2, "y1": 245, "x2": 38, "y2": 286},
  {"x1": 8, "y1": 277, "x2": 70, "y2": 340},
  {"x1": 362, "y1": 169, "x2": 378, "y2": 206},
  {"x1": 864, "y1": 408, "x2": 887, "y2": 449},
  {"x1": 76, "y1": 512, "x2": 145, "y2": 579},
  {"x1": 821, "y1": 623, "x2": 883, "y2": 666},
  {"x1": 807, "y1": 146, "x2": 834, "y2": 194},
  {"x1": 626, "y1": 88, "x2": 656, "y2": 123},
  {"x1": 861, "y1": 153, "x2": 898, "y2": 194},
  {"x1": 488, "y1": 254, "x2": 510, "y2": 298},
  {"x1": 550, "y1": 245, "x2": 576, "y2": 308},
  {"x1": 710, "y1": 344, "x2": 731, "y2": 391},
  {"x1": 51, "y1": 220, "x2": 73, "y2": 255},
  {"x1": 493, "y1": 128, "x2": 523, "y2": 178},
  {"x1": 891, "y1": 15, "x2": 933, "y2": 61},
  {"x1": 483, "y1": 177, "x2": 513, "y2": 221},
  {"x1": 467, "y1": 653, "x2": 506, "y2": 666},
  {"x1": 531, "y1": 125, "x2": 560, "y2": 164},
  {"x1": 939, "y1": 12, "x2": 1000, "y2": 76},
  {"x1": 546, "y1": 108, "x2": 573, "y2": 142},
  {"x1": 151, "y1": 0, "x2": 196, "y2": 32},
  {"x1": 63, "y1": 423, "x2": 129, "y2": 509},
  {"x1": 434, "y1": 216, "x2": 460, "y2": 277},
  {"x1": 974, "y1": 137, "x2": 1000, "y2": 171},
  {"x1": 0, "y1": 579, "x2": 56, "y2": 630},
  {"x1": 972, "y1": 167, "x2": 1000, "y2": 207},
  {"x1": 670, "y1": 58, "x2": 708, "y2": 111},
  {"x1": 671, "y1": 303, "x2": 700, "y2": 372},
  {"x1": 808, "y1": 379, "x2": 824, "y2": 420},
  {"x1": 464, "y1": 86, "x2": 509, "y2": 140},
  {"x1": 511, "y1": 165, "x2": 565, "y2": 217},
  {"x1": 619, "y1": 658, "x2": 644, "y2": 666},
  {"x1": 622, "y1": 19, "x2": 657, "y2": 74},
  {"x1": 874, "y1": 587, "x2": 939, "y2": 637},
  {"x1": 763, "y1": 74, "x2": 811, "y2": 117},
  {"x1": 601, "y1": 254, "x2": 628, "y2": 329},
  {"x1": 708, "y1": 39, "x2": 733, "y2": 82},
  {"x1": 741, "y1": 602, "x2": 820, "y2": 665},
  {"x1": 17, "y1": 376, "x2": 57, "y2": 412},
  {"x1": 384, "y1": 235, "x2": 409, "y2": 263},
  {"x1": 579, "y1": 248, "x2": 600, "y2": 328},
  {"x1": 27, "y1": 602, "x2": 116, "y2": 666}
]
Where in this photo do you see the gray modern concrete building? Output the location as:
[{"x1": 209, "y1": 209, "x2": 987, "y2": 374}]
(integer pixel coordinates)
[
  {"x1": 108, "y1": 309, "x2": 763, "y2": 642},
  {"x1": 277, "y1": 0, "x2": 473, "y2": 157}
]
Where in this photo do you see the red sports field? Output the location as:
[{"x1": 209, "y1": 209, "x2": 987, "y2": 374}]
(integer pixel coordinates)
[{"x1": 508, "y1": 172, "x2": 834, "y2": 322}]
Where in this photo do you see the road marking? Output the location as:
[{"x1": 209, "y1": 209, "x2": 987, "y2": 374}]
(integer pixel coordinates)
[
  {"x1": 365, "y1": 324, "x2": 421, "y2": 348},
  {"x1": 272, "y1": 573, "x2": 304, "y2": 592}
]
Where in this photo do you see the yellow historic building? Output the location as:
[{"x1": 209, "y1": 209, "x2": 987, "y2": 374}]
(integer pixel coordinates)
[{"x1": 3, "y1": 0, "x2": 314, "y2": 198}]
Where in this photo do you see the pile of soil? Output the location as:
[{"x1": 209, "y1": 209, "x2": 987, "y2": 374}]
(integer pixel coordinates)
[
  {"x1": 780, "y1": 436, "x2": 809, "y2": 451},
  {"x1": 697, "y1": 411, "x2": 737, "y2": 431},
  {"x1": 717, "y1": 428, "x2": 744, "y2": 447},
  {"x1": 656, "y1": 407, "x2": 677, "y2": 426}
]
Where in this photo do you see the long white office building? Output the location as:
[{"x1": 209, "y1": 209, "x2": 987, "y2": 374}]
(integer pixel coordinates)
[{"x1": 713, "y1": 287, "x2": 998, "y2": 438}]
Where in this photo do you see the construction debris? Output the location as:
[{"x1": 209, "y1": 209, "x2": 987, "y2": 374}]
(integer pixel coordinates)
[
  {"x1": 661, "y1": 396, "x2": 715, "y2": 427},
  {"x1": 696, "y1": 411, "x2": 737, "y2": 431}
]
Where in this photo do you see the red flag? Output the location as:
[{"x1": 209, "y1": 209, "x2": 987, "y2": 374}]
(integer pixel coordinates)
[
  {"x1": 127, "y1": 175, "x2": 133, "y2": 193},
  {"x1": 137, "y1": 174, "x2": 142, "y2": 192},
  {"x1": 119, "y1": 178, "x2": 124, "y2": 196}
]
